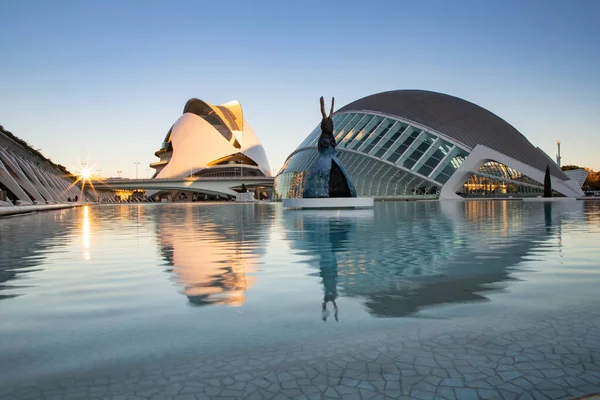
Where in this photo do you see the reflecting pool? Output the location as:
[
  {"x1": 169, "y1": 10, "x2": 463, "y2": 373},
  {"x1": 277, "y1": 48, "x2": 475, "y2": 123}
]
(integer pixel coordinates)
[{"x1": 0, "y1": 200, "x2": 599, "y2": 385}]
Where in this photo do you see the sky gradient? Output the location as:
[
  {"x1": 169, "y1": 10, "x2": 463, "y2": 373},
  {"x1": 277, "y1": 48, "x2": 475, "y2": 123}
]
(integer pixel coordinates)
[{"x1": 1, "y1": 0, "x2": 599, "y2": 178}]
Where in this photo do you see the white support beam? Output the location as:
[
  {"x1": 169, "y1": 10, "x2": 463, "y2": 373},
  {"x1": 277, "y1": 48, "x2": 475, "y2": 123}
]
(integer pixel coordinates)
[{"x1": 439, "y1": 145, "x2": 584, "y2": 199}]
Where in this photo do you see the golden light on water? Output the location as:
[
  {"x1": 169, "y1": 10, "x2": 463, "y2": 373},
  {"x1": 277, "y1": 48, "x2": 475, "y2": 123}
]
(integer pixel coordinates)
[{"x1": 82, "y1": 205, "x2": 91, "y2": 260}]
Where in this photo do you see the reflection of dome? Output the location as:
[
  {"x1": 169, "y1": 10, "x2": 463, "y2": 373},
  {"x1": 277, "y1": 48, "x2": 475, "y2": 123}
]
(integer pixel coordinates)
[
  {"x1": 275, "y1": 90, "x2": 583, "y2": 200},
  {"x1": 282, "y1": 201, "x2": 569, "y2": 318},
  {"x1": 151, "y1": 98, "x2": 271, "y2": 179}
]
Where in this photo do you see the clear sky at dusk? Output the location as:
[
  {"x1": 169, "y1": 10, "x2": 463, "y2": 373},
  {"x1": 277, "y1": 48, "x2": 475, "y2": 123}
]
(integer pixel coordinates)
[{"x1": 1, "y1": 0, "x2": 598, "y2": 178}]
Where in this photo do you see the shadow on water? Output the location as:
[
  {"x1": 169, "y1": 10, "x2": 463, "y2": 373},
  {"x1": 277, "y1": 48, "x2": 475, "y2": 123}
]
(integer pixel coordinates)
[{"x1": 282, "y1": 200, "x2": 589, "y2": 318}]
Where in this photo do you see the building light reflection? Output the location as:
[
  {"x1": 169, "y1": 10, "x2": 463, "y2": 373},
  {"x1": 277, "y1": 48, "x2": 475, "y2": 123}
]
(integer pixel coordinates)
[{"x1": 82, "y1": 205, "x2": 91, "y2": 260}]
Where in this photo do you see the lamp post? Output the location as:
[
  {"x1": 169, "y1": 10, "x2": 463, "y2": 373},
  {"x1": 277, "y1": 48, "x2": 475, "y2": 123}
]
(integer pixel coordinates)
[
  {"x1": 134, "y1": 161, "x2": 140, "y2": 179},
  {"x1": 145, "y1": 168, "x2": 150, "y2": 179},
  {"x1": 117, "y1": 170, "x2": 122, "y2": 178}
]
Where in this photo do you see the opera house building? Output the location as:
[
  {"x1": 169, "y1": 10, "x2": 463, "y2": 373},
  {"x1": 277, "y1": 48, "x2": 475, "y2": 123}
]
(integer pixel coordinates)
[
  {"x1": 151, "y1": 98, "x2": 271, "y2": 180},
  {"x1": 274, "y1": 90, "x2": 583, "y2": 200}
]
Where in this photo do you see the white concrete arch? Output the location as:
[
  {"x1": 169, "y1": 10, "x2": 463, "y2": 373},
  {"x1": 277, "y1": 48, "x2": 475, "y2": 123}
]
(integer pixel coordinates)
[
  {"x1": 0, "y1": 148, "x2": 44, "y2": 202},
  {"x1": 0, "y1": 157, "x2": 33, "y2": 204},
  {"x1": 13, "y1": 155, "x2": 55, "y2": 203},
  {"x1": 439, "y1": 145, "x2": 584, "y2": 199},
  {"x1": 41, "y1": 170, "x2": 71, "y2": 201},
  {"x1": 21, "y1": 158, "x2": 62, "y2": 202}
]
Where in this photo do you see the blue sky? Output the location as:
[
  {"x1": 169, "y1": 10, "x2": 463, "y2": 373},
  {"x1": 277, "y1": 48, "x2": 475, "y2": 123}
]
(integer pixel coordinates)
[{"x1": 1, "y1": 0, "x2": 599, "y2": 177}]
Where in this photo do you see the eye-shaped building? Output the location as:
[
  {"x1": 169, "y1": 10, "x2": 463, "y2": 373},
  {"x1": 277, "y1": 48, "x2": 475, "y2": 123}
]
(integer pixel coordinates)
[
  {"x1": 151, "y1": 98, "x2": 271, "y2": 179},
  {"x1": 274, "y1": 90, "x2": 583, "y2": 199}
]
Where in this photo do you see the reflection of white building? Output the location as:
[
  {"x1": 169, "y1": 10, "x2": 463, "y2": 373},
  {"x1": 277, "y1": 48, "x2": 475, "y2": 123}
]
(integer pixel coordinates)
[
  {"x1": 157, "y1": 205, "x2": 271, "y2": 306},
  {"x1": 151, "y1": 98, "x2": 271, "y2": 179}
]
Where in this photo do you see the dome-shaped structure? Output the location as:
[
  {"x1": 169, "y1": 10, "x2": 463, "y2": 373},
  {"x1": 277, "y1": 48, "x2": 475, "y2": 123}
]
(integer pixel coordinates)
[
  {"x1": 275, "y1": 90, "x2": 583, "y2": 200},
  {"x1": 337, "y1": 90, "x2": 567, "y2": 180},
  {"x1": 151, "y1": 98, "x2": 271, "y2": 180}
]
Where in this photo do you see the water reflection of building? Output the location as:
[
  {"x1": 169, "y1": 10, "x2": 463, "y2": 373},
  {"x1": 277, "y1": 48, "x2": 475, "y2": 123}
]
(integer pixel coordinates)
[
  {"x1": 283, "y1": 201, "x2": 584, "y2": 318},
  {"x1": 156, "y1": 204, "x2": 272, "y2": 306}
]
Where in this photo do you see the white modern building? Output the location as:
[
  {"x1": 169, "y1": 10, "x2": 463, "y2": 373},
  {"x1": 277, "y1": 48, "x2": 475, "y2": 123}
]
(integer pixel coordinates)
[
  {"x1": 275, "y1": 90, "x2": 583, "y2": 200},
  {"x1": 151, "y1": 98, "x2": 271, "y2": 180}
]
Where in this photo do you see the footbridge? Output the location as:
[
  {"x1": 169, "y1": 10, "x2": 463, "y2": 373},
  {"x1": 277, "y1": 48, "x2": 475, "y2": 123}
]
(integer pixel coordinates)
[{"x1": 97, "y1": 176, "x2": 274, "y2": 198}]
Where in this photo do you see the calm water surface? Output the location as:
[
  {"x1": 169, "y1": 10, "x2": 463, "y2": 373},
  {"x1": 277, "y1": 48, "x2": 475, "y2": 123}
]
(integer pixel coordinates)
[{"x1": 0, "y1": 201, "x2": 599, "y2": 384}]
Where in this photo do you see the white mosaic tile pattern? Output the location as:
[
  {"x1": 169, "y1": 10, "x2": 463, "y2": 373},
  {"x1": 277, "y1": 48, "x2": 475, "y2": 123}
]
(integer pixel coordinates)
[{"x1": 2, "y1": 305, "x2": 599, "y2": 400}]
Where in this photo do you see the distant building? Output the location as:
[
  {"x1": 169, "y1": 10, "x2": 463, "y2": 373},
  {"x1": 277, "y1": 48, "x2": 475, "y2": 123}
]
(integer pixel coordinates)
[
  {"x1": 275, "y1": 90, "x2": 583, "y2": 199},
  {"x1": 151, "y1": 98, "x2": 271, "y2": 179}
]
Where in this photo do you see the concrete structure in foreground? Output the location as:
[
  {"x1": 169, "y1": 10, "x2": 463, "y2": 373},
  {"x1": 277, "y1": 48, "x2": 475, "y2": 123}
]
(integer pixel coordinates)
[{"x1": 275, "y1": 90, "x2": 584, "y2": 200}]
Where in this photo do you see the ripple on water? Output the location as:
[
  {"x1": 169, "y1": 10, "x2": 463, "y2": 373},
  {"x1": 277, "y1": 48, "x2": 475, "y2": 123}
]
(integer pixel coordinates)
[{"x1": 0, "y1": 200, "x2": 599, "y2": 384}]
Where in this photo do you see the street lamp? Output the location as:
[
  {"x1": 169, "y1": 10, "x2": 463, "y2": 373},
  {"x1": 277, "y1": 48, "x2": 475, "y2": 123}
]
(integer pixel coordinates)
[
  {"x1": 134, "y1": 161, "x2": 140, "y2": 179},
  {"x1": 145, "y1": 168, "x2": 151, "y2": 179},
  {"x1": 117, "y1": 170, "x2": 122, "y2": 178}
]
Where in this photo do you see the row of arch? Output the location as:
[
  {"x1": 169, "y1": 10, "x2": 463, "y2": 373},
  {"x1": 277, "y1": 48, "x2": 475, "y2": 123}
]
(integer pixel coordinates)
[{"x1": 0, "y1": 146, "x2": 81, "y2": 205}]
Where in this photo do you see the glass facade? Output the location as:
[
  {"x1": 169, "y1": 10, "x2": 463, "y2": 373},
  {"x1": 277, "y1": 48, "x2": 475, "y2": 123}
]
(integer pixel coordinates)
[
  {"x1": 274, "y1": 112, "x2": 549, "y2": 200},
  {"x1": 458, "y1": 161, "x2": 558, "y2": 198},
  {"x1": 274, "y1": 111, "x2": 471, "y2": 200}
]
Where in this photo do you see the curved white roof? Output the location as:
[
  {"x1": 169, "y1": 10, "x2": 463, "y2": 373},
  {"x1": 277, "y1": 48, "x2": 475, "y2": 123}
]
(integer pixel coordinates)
[{"x1": 155, "y1": 99, "x2": 271, "y2": 178}]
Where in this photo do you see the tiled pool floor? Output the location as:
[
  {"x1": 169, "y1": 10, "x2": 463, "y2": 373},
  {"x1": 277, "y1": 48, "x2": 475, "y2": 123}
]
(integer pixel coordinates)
[{"x1": 4, "y1": 303, "x2": 599, "y2": 400}]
